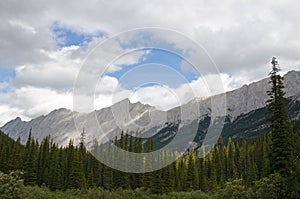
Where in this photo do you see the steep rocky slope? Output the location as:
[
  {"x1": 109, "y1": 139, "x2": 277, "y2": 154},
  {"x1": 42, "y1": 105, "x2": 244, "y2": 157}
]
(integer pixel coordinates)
[{"x1": 1, "y1": 71, "x2": 300, "y2": 148}]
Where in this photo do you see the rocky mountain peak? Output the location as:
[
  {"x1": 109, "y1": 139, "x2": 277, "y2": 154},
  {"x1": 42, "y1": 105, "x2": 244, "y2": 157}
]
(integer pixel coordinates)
[{"x1": 1, "y1": 70, "x2": 300, "y2": 146}]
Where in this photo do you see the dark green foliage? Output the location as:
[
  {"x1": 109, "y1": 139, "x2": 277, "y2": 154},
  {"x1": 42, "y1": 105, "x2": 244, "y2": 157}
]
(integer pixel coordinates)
[
  {"x1": 216, "y1": 179, "x2": 251, "y2": 199},
  {"x1": 252, "y1": 173, "x2": 285, "y2": 199},
  {"x1": 267, "y1": 57, "x2": 292, "y2": 177},
  {"x1": 23, "y1": 130, "x2": 37, "y2": 186},
  {"x1": 0, "y1": 171, "x2": 25, "y2": 199},
  {"x1": 287, "y1": 120, "x2": 300, "y2": 198},
  {"x1": 184, "y1": 145, "x2": 199, "y2": 191},
  {"x1": 0, "y1": 119, "x2": 299, "y2": 197},
  {"x1": 48, "y1": 143, "x2": 61, "y2": 190},
  {"x1": 36, "y1": 136, "x2": 50, "y2": 186},
  {"x1": 68, "y1": 149, "x2": 86, "y2": 190},
  {"x1": 142, "y1": 138, "x2": 154, "y2": 188}
]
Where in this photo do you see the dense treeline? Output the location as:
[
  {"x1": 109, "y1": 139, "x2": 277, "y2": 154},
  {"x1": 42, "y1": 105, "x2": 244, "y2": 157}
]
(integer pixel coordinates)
[{"x1": 0, "y1": 121, "x2": 300, "y2": 197}]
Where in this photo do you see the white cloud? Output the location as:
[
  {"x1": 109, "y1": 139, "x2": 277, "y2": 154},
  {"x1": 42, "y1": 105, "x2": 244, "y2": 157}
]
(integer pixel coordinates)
[
  {"x1": 0, "y1": 87, "x2": 73, "y2": 119},
  {"x1": 1, "y1": 0, "x2": 300, "y2": 126},
  {"x1": 125, "y1": 72, "x2": 247, "y2": 111},
  {"x1": 0, "y1": 38, "x2": 148, "y2": 125},
  {"x1": 0, "y1": 105, "x2": 29, "y2": 128},
  {"x1": 12, "y1": 46, "x2": 81, "y2": 91},
  {"x1": 130, "y1": 85, "x2": 181, "y2": 110}
]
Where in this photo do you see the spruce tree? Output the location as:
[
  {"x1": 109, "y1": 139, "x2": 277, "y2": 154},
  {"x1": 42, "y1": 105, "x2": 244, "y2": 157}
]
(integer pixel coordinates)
[
  {"x1": 65, "y1": 140, "x2": 75, "y2": 188},
  {"x1": 36, "y1": 136, "x2": 50, "y2": 186},
  {"x1": 208, "y1": 151, "x2": 217, "y2": 191},
  {"x1": 185, "y1": 144, "x2": 199, "y2": 191},
  {"x1": 143, "y1": 138, "x2": 153, "y2": 188},
  {"x1": 199, "y1": 157, "x2": 207, "y2": 192},
  {"x1": 226, "y1": 138, "x2": 237, "y2": 180},
  {"x1": 266, "y1": 57, "x2": 291, "y2": 177},
  {"x1": 48, "y1": 143, "x2": 61, "y2": 190},
  {"x1": 23, "y1": 130, "x2": 37, "y2": 186},
  {"x1": 68, "y1": 148, "x2": 86, "y2": 190}
]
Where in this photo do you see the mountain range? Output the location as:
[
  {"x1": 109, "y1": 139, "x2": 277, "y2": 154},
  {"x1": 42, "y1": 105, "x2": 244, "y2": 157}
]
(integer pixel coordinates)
[{"x1": 1, "y1": 70, "x2": 300, "y2": 150}]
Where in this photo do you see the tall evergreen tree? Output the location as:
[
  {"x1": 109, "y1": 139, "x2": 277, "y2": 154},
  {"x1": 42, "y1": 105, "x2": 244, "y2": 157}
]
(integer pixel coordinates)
[
  {"x1": 266, "y1": 57, "x2": 291, "y2": 177},
  {"x1": 23, "y1": 129, "x2": 37, "y2": 186},
  {"x1": 185, "y1": 144, "x2": 199, "y2": 191},
  {"x1": 208, "y1": 151, "x2": 217, "y2": 191},
  {"x1": 48, "y1": 143, "x2": 61, "y2": 190},
  {"x1": 143, "y1": 138, "x2": 154, "y2": 188},
  {"x1": 68, "y1": 148, "x2": 86, "y2": 190},
  {"x1": 36, "y1": 136, "x2": 50, "y2": 186},
  {"x1": 226, "y1": 138, "x2": 237, "y2": 180}
]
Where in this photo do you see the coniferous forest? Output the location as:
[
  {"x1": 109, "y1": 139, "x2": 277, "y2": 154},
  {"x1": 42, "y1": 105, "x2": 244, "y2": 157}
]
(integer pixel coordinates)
[
  {"x1": 1, "y1": 123, "x2": 300, "y2": 198},
  {"x1": 0, "y1": 59, "x2": 300, "y2": 198}
]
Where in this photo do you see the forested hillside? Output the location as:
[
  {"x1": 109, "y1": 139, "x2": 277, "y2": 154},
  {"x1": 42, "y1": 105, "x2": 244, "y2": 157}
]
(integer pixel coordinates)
[{"x1": 1, "y1": 121, "x2": 300, "y2": 198}]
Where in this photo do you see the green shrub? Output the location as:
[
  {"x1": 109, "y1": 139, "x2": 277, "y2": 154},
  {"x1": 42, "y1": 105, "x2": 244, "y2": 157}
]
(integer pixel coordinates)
[
  {"x1": 253, "y1": 173, "x2": 285, "y2": 199},
  {"x1": 215, "y1": 179, "x2": 254, "y2": 199},
  {"x1": 0, "y1": 171, "x2": 25, "y2": 199}
]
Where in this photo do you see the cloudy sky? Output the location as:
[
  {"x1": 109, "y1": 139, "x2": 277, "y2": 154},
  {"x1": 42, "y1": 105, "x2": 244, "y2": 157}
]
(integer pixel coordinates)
[{"x1": 0, "y1": 0, "x2": 300, "y2": 126}]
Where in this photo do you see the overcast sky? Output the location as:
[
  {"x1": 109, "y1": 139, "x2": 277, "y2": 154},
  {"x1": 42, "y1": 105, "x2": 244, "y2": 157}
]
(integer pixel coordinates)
[{"x1": 0, "y1": 0, "x2": 300, "y2": 126}]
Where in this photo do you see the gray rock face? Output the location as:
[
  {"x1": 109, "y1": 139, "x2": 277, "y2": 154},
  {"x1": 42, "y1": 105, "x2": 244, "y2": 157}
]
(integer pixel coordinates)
[
  {"x1": 1, "y1": 71, "x2": 300, "y2": 146},
  {"x1": 224, "y1": 70, "x2": 300, "y2": 119}
]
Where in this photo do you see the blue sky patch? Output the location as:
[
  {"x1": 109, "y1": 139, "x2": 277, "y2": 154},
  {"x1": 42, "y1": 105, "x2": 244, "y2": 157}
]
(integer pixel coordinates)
[
  {"x1": 0, "y1": 66, "x2": 14, "y2": 93},
  {"x1": 106, "y1": 48, "x2": 199, "y2": 89},
  {"x1": 51, "y1": 23, "x2": 106, "y2": 47},
  {"x1": 49, "y1": 26, "x2": 201, "y2": 91},
  {"x1": 0, "y1": 66, "x2": 15, "y2": 82}
]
